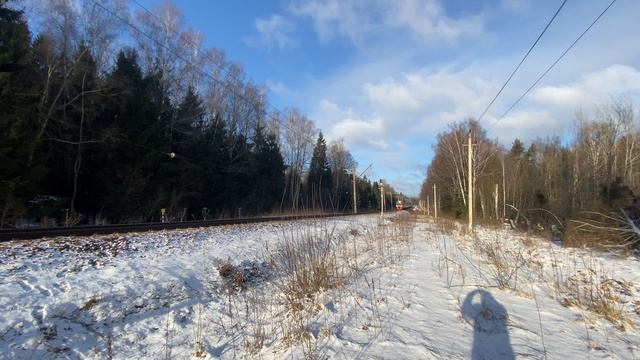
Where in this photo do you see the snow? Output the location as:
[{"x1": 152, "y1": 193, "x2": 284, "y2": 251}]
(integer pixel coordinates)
[{"x1": 1, "y1": 215, "x2": 639, "y2": 359}]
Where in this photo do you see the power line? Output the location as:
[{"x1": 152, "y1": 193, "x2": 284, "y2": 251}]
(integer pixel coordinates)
[
  {"x1": 98, "y1": 0, "x2": 308, "y2": 132},
  {"x1": 82, "y1": 0, "x2": 325, "y2": 172},
  {"x1": 88, "y1": 0, "x2": 327, "y2": 155},
  {"x1": 489, "y1": 0, "x2": 617, "y2": 131},
  {"x1": 476, "y1": 0, "x2": 567, "y2": 123},
  {"x1": 123, "y1": 0, "x2": 321, "y2": 147},
  {"x1": 85, "y1": 0, "x2": 271, "y2": 119},
  {"x1": 82, "y1": 0, "x2": 380, "y2": 197},
  {"x1": 46, "y1": 109, "x2": 294, "y2": 185}
]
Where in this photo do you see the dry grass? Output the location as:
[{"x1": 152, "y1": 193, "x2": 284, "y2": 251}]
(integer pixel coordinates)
[
  {"x1": 217, "y1": 259, "x2": 270, "y2": 293},
  {"x1": 267, "y1": 216, "x2": 416, "y2": 352},
  {"x1": 476, "y1": 234, "x2": 527, "y2": 290},
  {"x1": 429, "y1": 213, "x2": 638, "y2": 340},
  {"x1": 270, "y1": 223, "x2": 344, "y2": 307},
  {"x1": 565, "y1": 208, "x2": 640, "y2": 252},
  {"x1": 218, "y1": 260, "x2": 235, "y2": 278},
  {"x1": 193, "y1": 304, "x2": 206, "y2": 357},
  {"x1": 266, "y1": 221, "x2": 346, "y2": 352},
  {"x1": 200, "y1": 215, "x2": 419, "y2": 356},
  {"x1": 559, "y1": 267, "x2": 634, "y2": 330},
  {"x1": 241, "y1": 290, "x2": 269, "y2": 356},
  {"x1": 435, "y1": 217, "x2": 458, "y2": 235}
]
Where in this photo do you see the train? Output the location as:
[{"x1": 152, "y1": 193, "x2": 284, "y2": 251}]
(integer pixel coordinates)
[{"x1": 394, "y1": 199, "x2": 414, "y2": 211}]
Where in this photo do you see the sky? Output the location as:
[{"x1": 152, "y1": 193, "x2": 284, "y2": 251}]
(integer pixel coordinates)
[{"x1": 136, "y1": 0, "x2": 640, "y2": 196}]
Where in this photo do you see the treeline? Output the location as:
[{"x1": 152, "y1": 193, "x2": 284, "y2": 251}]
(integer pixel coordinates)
[
  {"x1": 421, "y1": 101, "x2": 640, "y2": 247},
  {"x1": 0, "y1": 1, "x2": 381, "y2": 227}
]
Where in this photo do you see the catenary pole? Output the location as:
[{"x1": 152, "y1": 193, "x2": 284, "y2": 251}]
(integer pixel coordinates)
[{"x1": 468, "y1": 130, "x2": 474, "y2": 232}]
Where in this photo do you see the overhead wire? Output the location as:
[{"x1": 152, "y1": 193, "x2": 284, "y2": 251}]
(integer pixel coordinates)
[
  {"x1": 86, "y1": 0, "x2": 265, "y2": 115},
  {"x1": 94, "y1": 0, "x2": 385, "y2": 188},
  {"x1": 476, "y1": 0, "x2": 568, "y2": 123},
  {"x1": 90, "y1": 0, "x2": 314, "y2": 139},
  {"x1": 488, "y1": 0, "x2": 618, "y2": 131},
  {"x1": 46, "y1": 0, "x2": 368, "y2": 192},
  {"x1": 119, "y1": 0, "x2": 333, "y2": 150}
]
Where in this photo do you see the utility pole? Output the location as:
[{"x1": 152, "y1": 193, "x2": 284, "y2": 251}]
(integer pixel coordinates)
[
  {"x1": 501, "y1": 155, "x2": 506, "y2": 220},
  {"x1": 427, "y1": 195, "x2": 430, "y2": 216},
  {"x1": 352, "y1": 167, "x2": 357, "y2": 214},
  {"x1": 467, "y1": 130, "x2": 474, "y2": 232},
  {"x1": 433, "y1": 184, "x2": 438, "y2": 219},
  {"x1": 380, "y1": 180, "x2": 385, "y2": 216},
  {"x1": 494, "y1": 183, "x2": 499, "y2": 221}
]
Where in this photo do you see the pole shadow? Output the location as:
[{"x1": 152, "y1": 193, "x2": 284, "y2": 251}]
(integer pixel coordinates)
[{"x1": 461, "y1": 289, "x2": 515, "y2": 360}]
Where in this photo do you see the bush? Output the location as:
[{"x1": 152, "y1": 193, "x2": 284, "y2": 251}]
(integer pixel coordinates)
[{"x1": 566, "y1": 206, "x2": 640, "y2": 251}]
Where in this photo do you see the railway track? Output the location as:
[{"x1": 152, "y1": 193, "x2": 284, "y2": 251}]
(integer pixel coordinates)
[{"x1": 0, "y1": 212, "x2": 375, "y2": 242}]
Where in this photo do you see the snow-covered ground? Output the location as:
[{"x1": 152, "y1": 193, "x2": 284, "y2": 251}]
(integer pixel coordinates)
[{"x1": 1, "y1": 214, "x2": 639, "y2": 359}]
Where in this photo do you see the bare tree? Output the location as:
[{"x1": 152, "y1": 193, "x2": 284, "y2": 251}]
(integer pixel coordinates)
[
  {"x1": 29, "y1": 0, "x2": 80, "y2": 58},
  {"x1": 327, "y1": 140, "x2": 356, "y2": 210},
  {"x1": 280, "y1": 108, "x2": 317, "y2": 210},
  {"x1": 433, "y1": 119, "x2": 499, "y2": 218},
  {"x1": 79, "y1": 0, "x2": 126, "y2": 72}
]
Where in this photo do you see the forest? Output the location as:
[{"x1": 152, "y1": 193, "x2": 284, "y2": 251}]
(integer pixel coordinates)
[
  {"x1": 0, "y1": 0, "x2": 384, "y2": 227},
  {"x1": 421, "y1": 103, "x2": 640, "y2": 248}
]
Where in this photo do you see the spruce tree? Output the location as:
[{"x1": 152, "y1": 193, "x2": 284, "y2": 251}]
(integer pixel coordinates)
[
  {"x1": 252, "y1": 125, "x2": 285, "y2": 213},
  {"x1": 307, "y1": 132, "x2": 333, "y2": 209},
  {"x1": 0, "y1": 2, "x2": 42, "y2": 226}
]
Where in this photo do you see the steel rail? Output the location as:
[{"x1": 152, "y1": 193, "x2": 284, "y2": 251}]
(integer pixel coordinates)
[{"x1": 0, "y1": 212, "x2": 376, "y2": 242}]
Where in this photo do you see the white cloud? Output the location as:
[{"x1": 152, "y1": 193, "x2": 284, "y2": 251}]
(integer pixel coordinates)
[
  {"x1": 363, "y1": 79, "x2": 420, "y2": 110},
  {"x1": 501, "y1": 0, "x2": 531, "y2": 13},
  {"x1": 530, "y1": 64, "x2": 640, "y2": 109},
  {"x1": 284, "y1": 0, "x2": 640, "y2": 195},
  {"x1": 308, "y1": 64, "x2": 640, "y2": 195},
  {"x1": 308, "y1": 66, "x2": 502, "y2": 155},
  {"x1": 357, "y1": 69, "x2": 497, "y2": 136},
  {"x1": 266, "y1": 80, "x2": 290, "y2": 95},
  {"x1": 308, "y1": 67, "x2": 498, "y2": 195},
  {"x1": 289, "y1": 0, "x2": 373, "y2": 44},
  {"x1": 491, "y1": 110, "x2": 559, "y2": 145},
  {"x1": 250, "y1": 14, "x2": 296, "y2": 49},
  {"x1": 330, "y1": 117, "x2": 388, "y2": 150},
  {"x1": 385, "y1": 0, "x2": 484, "y2": 43},
  {"x1": 530, "y1": 86, "x2": 588, "y2": 108},
  {"x1": 289, "y1": 0, "x2": 483, "y2": 45},
  {"x1": 484, "y1": 65, "x2": 640, "y2": 146}
]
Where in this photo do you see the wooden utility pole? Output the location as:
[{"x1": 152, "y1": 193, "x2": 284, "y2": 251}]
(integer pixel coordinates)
[
  {"x1": 352, "y1": 168, "x2": 357, "y2": 214},
  {"x1": 380, "y1": 180, "x2": 385, "y2": 216},
  {"x1": 494, "y1": 183, "x2": 499, "y2": 220},
  {"x1": 433, "y1": 184, "x2": 438, "y2": 219},
  {"x1": 501, "y1": 155, "x2": 506, "y2": 220},
  {"x1": 467, "y1": 130, "x2": 474, "y2": 232}
]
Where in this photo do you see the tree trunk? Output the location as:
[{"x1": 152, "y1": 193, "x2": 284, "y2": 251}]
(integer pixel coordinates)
[{"x1": 71, "y1": 72, "x2": 87, "y2": 216}]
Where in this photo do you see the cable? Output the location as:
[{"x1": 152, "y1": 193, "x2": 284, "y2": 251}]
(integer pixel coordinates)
[
  {"x1": 88, "y1": 0, "x2": 324, "y2": 158},
  {"x1": 476, "y1": 0, "x2": 567, "y2": 123},
  {"x1": 82, "y1": 0, "x2": 327, "y2": 177},
  {"x1": 86, "y1": 0, "x2": 262, "y2": 112},
  {"x1": 489, "y1": 0, "x2": 617, "y2": 130},
  {"x1": 45, "y1": 114, "x2": 293, "y2": 188},
  {"x1": 109, "y1": 0, "x2": 326, "y2": 147}
]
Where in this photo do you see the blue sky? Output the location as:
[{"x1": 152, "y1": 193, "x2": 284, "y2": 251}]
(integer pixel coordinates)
[{"x1": 136, "y1": 0, "x2": 640, "y2": 196}]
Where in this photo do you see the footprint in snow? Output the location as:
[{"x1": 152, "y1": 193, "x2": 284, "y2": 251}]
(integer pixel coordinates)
[
  {"x1": 17, "y1": 279, "x2": 33, "y2": 292},
  {"x1": 31, "y1": 305, "x2": 45, "y2": 324},
  {"x1": 35, "y1": 285, "x2": 52, "y2": 296},
  {"x1": 15, "y1": 279, "x2": 52, "y2": 297}
]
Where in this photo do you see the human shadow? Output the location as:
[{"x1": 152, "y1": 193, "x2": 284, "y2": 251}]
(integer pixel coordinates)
[{"x1": 461, "y1": 289, "x2": 515, "y2": 360}]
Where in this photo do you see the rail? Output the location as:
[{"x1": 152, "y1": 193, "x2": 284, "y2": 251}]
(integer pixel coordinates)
[{"x1": 0, "y1": 212, "x2": 376, "y2": 242}]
